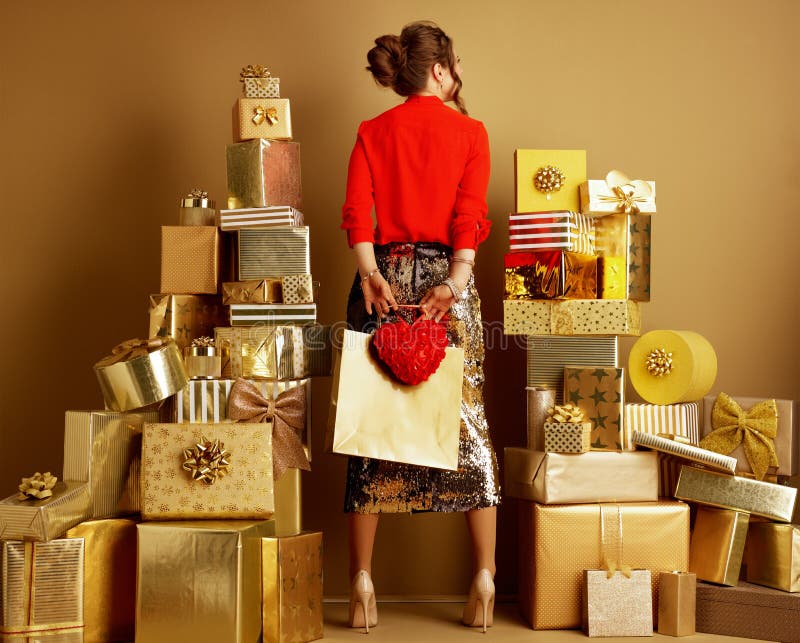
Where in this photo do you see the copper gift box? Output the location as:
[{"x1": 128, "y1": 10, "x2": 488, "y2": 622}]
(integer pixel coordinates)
[{"x1": 226, "y1": 139, "x2": 302, "y2": 210}]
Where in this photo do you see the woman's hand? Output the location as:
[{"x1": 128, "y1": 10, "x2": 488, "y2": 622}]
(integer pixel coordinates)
[
  {"x1": 362, "y1": 272, "x2": 398, "y2": 318},
  {"x1": 419, "y1": 284, "x2": 455, "y2": 322}
]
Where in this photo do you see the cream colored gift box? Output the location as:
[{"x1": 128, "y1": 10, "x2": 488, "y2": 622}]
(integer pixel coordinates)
[
  {"x1": 235, "y1": 98, "x2": 292, "y2": 141},
  {"x1": 504, "y1": 299, "x2": 641, "y2": 336}
]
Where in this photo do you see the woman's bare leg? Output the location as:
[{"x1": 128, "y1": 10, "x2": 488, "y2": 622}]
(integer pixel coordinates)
[
  {"x1": 465, "y1": 506, "x2": 497, "y2": 576},
  {"x1": 348, "y1": 512, "x2": 380, "y2": 578}
]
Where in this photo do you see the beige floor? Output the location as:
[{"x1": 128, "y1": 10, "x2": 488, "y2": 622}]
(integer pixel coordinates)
[{"x1": 321, "y1": 601, "x2": 770, "y2": 643}]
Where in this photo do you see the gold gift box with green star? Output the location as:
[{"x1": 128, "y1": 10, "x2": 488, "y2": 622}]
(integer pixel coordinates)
[
  {"x1": 563, "y1": 367, "x2": 626, "y2": 450},
  {"x1": 594, "y1": 212, "x2": 651, "y2": 301}
]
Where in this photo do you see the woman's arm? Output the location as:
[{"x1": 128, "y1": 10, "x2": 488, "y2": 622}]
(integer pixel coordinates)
[{"x1": 352, "y1": 242, "x2": 398, "y2": 318}]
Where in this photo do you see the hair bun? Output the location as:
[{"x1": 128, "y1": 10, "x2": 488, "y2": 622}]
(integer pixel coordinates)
[{"x1": 367, "y1": 34, "x2": 406, "y2": 88}]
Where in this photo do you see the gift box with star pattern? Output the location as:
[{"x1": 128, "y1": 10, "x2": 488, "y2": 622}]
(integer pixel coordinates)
[
  {"x1": 563, "y1": 367, "x2": 626, "y2": 450},
  {"x1": 594, "y1": 212, "x2": 651, "y2": 301}
]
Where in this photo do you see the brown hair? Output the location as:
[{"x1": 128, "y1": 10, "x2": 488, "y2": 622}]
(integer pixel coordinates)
[{"x1": 366, "y1": 21, "x2": 466, "y2": 115}]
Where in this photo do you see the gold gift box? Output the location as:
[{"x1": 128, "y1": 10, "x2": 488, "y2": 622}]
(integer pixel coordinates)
[
  {"x1": 65, "y1": 518, "x2": 137, "y2": 643},
  {"x1": 518, "y1": 500, "x2": 690, "y2": 629},
  {"x1": 514, "y1": 149, "x2": 587, "y2": 212},
  {"x1": 140, "y1": 422, "x2": 274, "y2": 520},
  {"x1": 273, "y1": 468, "x2": 302, "y2": 536},
  {"x1": 658, "y1": 571, "x2": 696, "y2": 637},
  {"x1": 595, "y1": 212, "x2": 651, "y2": 301},
  {"x1": 234, "y1": 98, "x2": 292, "y2": 142},
  {"x1": 744, "y1": 522, "x2": 800, "y2": 592},
  {"x1": 675, "y1": 465, "x2": 797, "y2": 522},
  {"x1": 136, "y1": 520, "x2": 274, "y2": 643},
  {"x1": 625, "y1": 402, "x2": 700, "y2": 446},
  {"x1": 579, "y1": 178, "x2": 657, "y2": 216},
  {"x1": 563, "y1": 367, "x2": 625, "y2": 451},
  {"x1": 226, "y1": 139, "x2": 302, "y2": 210},
  {"x1": 215, "y1": 325, "x2": 331, "y2": 380},
  {"x1": 281, "y1": 274, "x2": 314, "y2": 305},
  {"x1": 0, "y1": 539, "x2": 84, "y2": 636},
  {"x1": 160, "y1": 225, "x2": 220, "y2": 294},
  {"x1": 504, "y1": 250, "x2": 597, "y2": 300},
  {"x1": 504, "y1": 447, "x2": 658, "y2": 504},
  {"x1": 237, "y1": 227, "x2": 310, "y2": 280},
  {"x1": 689, "y1": 507, "x2": 749, "y2": 586},
  {"x1": 582, "y1": 569, "x2": 653, "y2": 637},
  {"x1": 0, "y1": 481, "x2": 90, "y2": 541},
  {"x1": 222, "y1": 279, "x2": 283, "y2": 305},
  {"x1": 63, "y1": 410, "x2": 157, "y2": 519},
  {"x1": 701, "y1": 395, "x2": 798, "y2": 477},
  {"x1": 504, "y1": 299, "x2": 641, "y2": 336},
  {"x1": 243, "y1": 76, "x2": 280, "y2": 99},
  {"x1": 148, "y1": 294, "x2": 226, "y2": 352},
  {"x1": 543, "y1": 422, "x2": 591, "y2": 453},
  {"x1": 229, "y1": 303, "x2": 317, "y2": 327},
  {"x1": 262, "y1": 531, "x2": 323, "y2": 643}
]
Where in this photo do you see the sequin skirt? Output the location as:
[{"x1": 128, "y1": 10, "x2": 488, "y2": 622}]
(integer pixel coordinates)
[{"x1": 344, "y1": 242, "x2": 501, "y2": 514}]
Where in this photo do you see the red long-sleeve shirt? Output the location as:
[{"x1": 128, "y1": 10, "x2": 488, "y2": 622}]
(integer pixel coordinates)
[{"x1": 341, "y1": 94, "x2": 491, "y2": 250}]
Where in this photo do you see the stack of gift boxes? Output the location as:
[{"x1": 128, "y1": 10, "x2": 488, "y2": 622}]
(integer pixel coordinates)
[
  {"x1": 0, "y1": 65, "x2": 327, "y2": 643},
  {"x1": 504, "y1": 150, "x2": 799, "y2": 639}
]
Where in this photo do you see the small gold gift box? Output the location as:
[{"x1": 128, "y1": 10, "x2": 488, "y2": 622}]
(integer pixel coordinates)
[
  {"x1": 744, "y1": 522, "x2": 800, "y2": 592},
  {"x1": 235, "y1": 98, "x2": 292, "y2": 142},
  {"x1": 223, "y1": 279, "x2": 283, "y2": 305},
  {"x1": 657, "y1": 571, "x2": 696, "y2": 637},
  {"x1": 689, "y1": 506, "x2": 749, "y2": 586},
  {"x1": 515, "y1": 149, "x2": 586, "y2": 212},
  {"x1": 595, "y1": 212, "x2": 651, "y2": 301},
  {"x1": 563, "y1": 367, "x2": 625, "y2": 451},
  {"x1": 281, "y1": 274, "x2": 314, "y2": 304},
  {"x1": 0, "y1": 481, "x2": 90, "y2": 541},
  {"x1": 543, "y1": 421, "x2": 591, "y2": 453},
  {"x1": 582, "y1": 569, "x2": 653, "y2": 637},
  {"x1": 240, "y1": 64, "x2": 281, "y2": 98},
  {"x1": 148, "y1": 294, "x2": 226, "y2": 352},
  {"x1": 160, "y1": 225, "x2": 221, "y2": 295}
]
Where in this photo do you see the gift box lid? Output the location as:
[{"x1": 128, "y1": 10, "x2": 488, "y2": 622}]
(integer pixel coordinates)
[{"x1": 697, "y1": 580, "x2": 800, "y2": 611}]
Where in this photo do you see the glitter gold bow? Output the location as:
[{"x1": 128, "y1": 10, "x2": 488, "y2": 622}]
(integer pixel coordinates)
[
  {"x1": 252, "y1": 106, "x2": 279, "y2": 126},
  {"x1": 228, "y1": 378, "x2": 310, "y2": 480},
  {"x1": 182, "y1": 437, "x2": 231, "y2": 485},
  {"x1": 699, "y1": 392, "x2": 779, "y2": 481},
  {"x1": 239, "y1": 64, "x2": 272, "y2": 81},
  {"x1": 598, "y1": 170, "x2": 654, "y2": 214},
  {"x1": 95, "y1": 337, "x2": 167, "y2": 368},
  {"x1": 547, "y1": 403, "x2": 586, "y2": 423},
  {"x1": 17, "y1": 472, "x2": 58, "y2": 500},
  {"x1": 533, "y1": 165, "x2": 566, "y2": 200}
]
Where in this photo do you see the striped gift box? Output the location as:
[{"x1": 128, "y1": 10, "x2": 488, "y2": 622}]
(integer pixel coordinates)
[
  {"x1": 526, "y1": 336, "x2": 618, "y2": 401},
  {"x1": 237, "y1": 227, "x2": 310, "y2": 279},
  {"x1": 229, "y1": 303, "x2": 317, "y2": 326},
  {"x1": 625, "y1": 403, "x2": 700, "y2": 447},
  {"x1": 509, "y1": 211, "x2": 595, "y2": 254},
  {"x1": 219, "y1": 206, "x2": 304, "y2": 231}
]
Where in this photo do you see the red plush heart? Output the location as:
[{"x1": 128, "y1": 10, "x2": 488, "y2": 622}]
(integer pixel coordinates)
[{"x1": 371, "y1": 317, "x2": 449, "y2": 385}]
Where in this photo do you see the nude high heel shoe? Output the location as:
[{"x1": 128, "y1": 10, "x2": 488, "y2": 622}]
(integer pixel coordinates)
[
  {"x1": 462, "y1": 568, "x2": 495, "y2": 633},
  {"x1": 349, "y1": 569, "x2": 378, "y2": 633}
]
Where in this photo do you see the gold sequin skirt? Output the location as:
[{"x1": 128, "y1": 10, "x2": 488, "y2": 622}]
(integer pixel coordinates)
[{"x1": 344, "y1": 242, "x2": 501, "y2": 513}]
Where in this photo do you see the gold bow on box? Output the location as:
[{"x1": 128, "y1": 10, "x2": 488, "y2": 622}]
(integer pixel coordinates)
[
  {"x1": 598, "y1": 170, "x2": 654, "y2": 214},
  {"x1": 547, "y1": 403, "x2": 586, "y2": 423},
  {"x1": 228, "y1": 378, "x2": 310, "y2": 479},
  {"x1": 182, "y1": 437, "x2": 231, "y2": 485},
  {"x1": 699, "y1": 392, "x2": 779, "y2": 481},
  {"x1": 239, "y1": 64, "x2": 272, "y2": 81},
  {"x1": 253, "y1": 106, "x2": 279, "y2": 126},
  {"x1": 17, "y1": 472, "x2": 58, "y2": 500},
  {"x1": 95, "y1": 337, "x2": 167, "y2": 368}
]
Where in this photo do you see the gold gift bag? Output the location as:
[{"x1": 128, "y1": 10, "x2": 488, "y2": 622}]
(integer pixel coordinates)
[{"x1": 326, "y1": 329, "x2": 463, "y2": 470}]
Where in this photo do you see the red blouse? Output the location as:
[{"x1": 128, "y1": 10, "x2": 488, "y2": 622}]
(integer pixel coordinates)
[{"x1": 341, "y1": 94, "x2": 491, "y2": 250}]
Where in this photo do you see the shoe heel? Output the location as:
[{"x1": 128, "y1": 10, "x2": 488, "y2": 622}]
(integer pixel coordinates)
[
  {"x1": 477, "y1": 589, "x2": 491, "y2": 633},
  {"x1": 359, "y1": 592, "x2": 371, "y2": 634}
]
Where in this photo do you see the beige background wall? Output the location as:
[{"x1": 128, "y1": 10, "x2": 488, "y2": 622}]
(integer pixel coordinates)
[{"x1": 1, "y1": 0, "x2": 798, "y2": 598}]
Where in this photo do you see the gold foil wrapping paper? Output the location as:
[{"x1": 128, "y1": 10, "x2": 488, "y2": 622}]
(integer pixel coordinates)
[
  {"x1": 0, "y1": 482, "x2": 90, "y2": 541},
  {"x1": 701, "y1": 395, "x2": 798, "y2": 477},
  {"x1": 582, "y1": 569, "x2": 653, "y2": 637},
  {"x1": 226, "y1": 139, "x2": 302, "y2": 210},
  {"x1": 234, "y1": 98, "x2": 292, "y2": 141},
  {"x1": 504, "y1": 250, "x2": 597, "y2": 300},
  {"x1": 514, "y1": 149, "x2": 587, "y2": 212},
  {"x1": 159, "y1": 225, "x2": 220, "y2": 294},
  {"x1": 745, "y1": 522, "x2": 800, "y2": 592},
  {"x1": 658, "y1": 571, "x2": 696, "y2": 637},
  {"x1": 273, "y1": 468, "x2": 302, "y2": 536},
  {"x1": 229, "y1": 303, "x2": 317, "y2": 326},
  {"x1": 690, "y1": 507, "x2": 749, "y2": 586},
  {"x1": 223, "y1": 279, "x2": 283, "y2": 305},
  {"x1": 518, "y1": 500, "x2": 690, "y2": 630},
  {"x1": 136, "y1": 520, "x2": 274, "y2": 643},
  {"x1": 237, "y1": 226, "x2": 310, "y2": 279},
  {"x1": 580, "y1": 178, "x2": 657, "y2": 216},
  {"x1": 594, "y1": 212, "x2": 651, "y2": 301},
  {"x1": 326, "y1": 329, "x2": 463, "y2": 470},
  {"x1": 625, "y1": 402, "x2": 700, "y2": 446},
  {"x1": 140, "y1": 422, "x2": 274, "y2": 520},
  {"x1": 93, "y1": 339, "x2": 188, "y2": 412},
  {"x1": 63, "y1": 410, "x2": 157, "y2": 519},
  {"x1": 148, "y1": 294, "x2": 226, "y2": 352},
  {"x1": 563, "y1": 367, "x2": 625, "y2": 451},
  {"x1": 675, "y1": 465, "x2": 797, "y2": 522},
  {"x1": 262, "y1": 531, "x2": 323, "y2": 643},
  {"x1": 526, "y1": 387, "x2": 555, "y2": 451},
  {"x1": 504, "y1": 448, "x2": 658, "y2": 504},
  {"x1": 504, "y1": 299, "x2": 641, "y2": 336},
  {"x1": 0, "y1": 539, "x2": 84, "y2": 636},
  {"x1": 543, "y1": 422, "x2": 590, "y2": 453},
  {"x1": 219, "y1": 206, "x2": 304, "y2": 231},
  {"x1": 632, "y1": 432, "x2": 737, "y2": 473},
  {"x1": 215, "y1": 325, "x2": 332, "y2": 380},
  {"x1": 65, "y1": 518, "x2": 137, "y2": 643}
]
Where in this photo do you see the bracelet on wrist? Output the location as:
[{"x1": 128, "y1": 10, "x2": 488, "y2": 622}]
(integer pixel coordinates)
[
  {"x1": 450, "y1": 257, "x2": 475, "y2": 267},
  {"x1": 361, "y1": 268, "x2": 380, "y2": 282},
  {"x1": 442, "y1": 277, "x2": 465, "y2": 301}
]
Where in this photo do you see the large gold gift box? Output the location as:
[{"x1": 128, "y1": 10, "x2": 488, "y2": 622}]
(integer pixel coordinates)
[
  {"x1": 518, "y1": 500, "x2": 690, "y2": 630},
  {"x1": 226, "y1": 139, "x2": 302, "y2": 210},
  {"x1": 136, "y1": 520, "x2": 274, "y2": 643},
  {"x1": 63, "y1": 410, "x2": 157, "y2": 519},
  {"x1": 504, "y1": 447, "x2": 658, "y2": 504},
  {"x1": 234, "y1": 98, "x2": 292, "y2": 141},
  {"x1": 160, "y1": 225, "x2": 220, "y2": 294},
  {"x1": 148, "y1": 293, "x2": 226, "y2": 351},
  {"x1": 674, "y1": 465, "x2": 797, "y2": 522},
  {"x1": 0, "y1": 481, "x2": 90, "y2": 541},
  {"x1": 504, "y1": 299, "x2": 641, "y2": 336},
  {"x1": 504, "y1": 250, "x2": 597, "y2": 300},
  {"x1": 515, "y1": 149, "x2": 586, "y2": 212},
  {"x1": 594, "y1": 212, "x2": 651, "y2": 301},
  {"x1": 0, "y1": 539, "x2": 84, "y2": 637},
  {"x1": 262, "y1": 531, "x2": 323, "y2": 643},
  {"x1": 689, "y1": 507, "x2": 749, "y2": 586},
  {"x1": 65, "y1": 518, "x2": 137, "y2": 643},
  {"x1": 582, "y1": 569, "x2": 653, "y2": 637},
  {"x1": 140, "y1": 422, "x2": 274, "y2": 520},
  {"x1": 658, "y1": 571, "x2": 696, "y2": 637},
  {"x1": 563, "y1": 367, "x2": 625, "y2": 450},
  {"x1": 744, "y1": 522, "x2": 800, "y2": 592}
]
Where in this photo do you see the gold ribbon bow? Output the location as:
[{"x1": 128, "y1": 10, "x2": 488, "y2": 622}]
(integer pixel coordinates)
[
  {"x1": 252, "y1": 106, "x2": 279, "y2": 126},
  {"x1": 17, "y1": 472, "x2": 58, "y2": 500},
  {"x1": 182, "y1": 436, "x2": 231, "y2": 485},
  {"x1": 95, "y1": 337, "x2": 167, "y2": 368},
  {"x1": 699, "y1": 392, "x2": 779, "y2": 481},
  {"x1": 228, "y1": 378, "x2": 310, "y2": 480},
  {"x1": 598, "y1": 170, "x2": 654, "y2": 214},
  {"x1": 239, "y1": 64, "x2": 271, "y2": 81},
  {"x1": 191, "y1": 336, "x2": 215, "y2": 348},
  {"x1": 187, "y1": 188, "x2": 208, "y2": 199},
  {"x1": 600, "y1": 504, "x2": 632, "y2": 578},
  {"x1": 547, "y1": 403, "x2": 586, "y2": 423}
]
